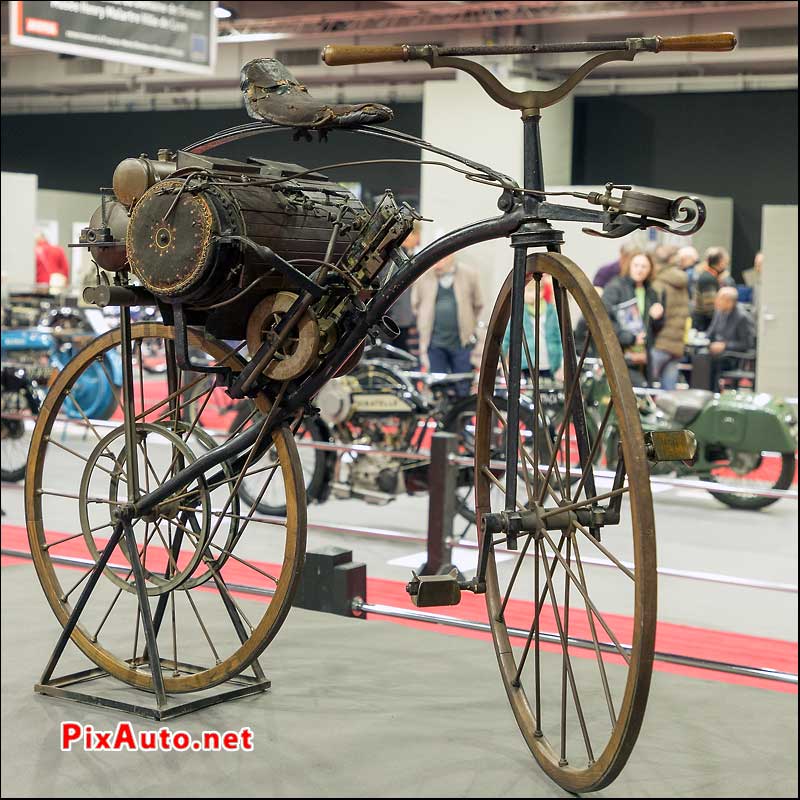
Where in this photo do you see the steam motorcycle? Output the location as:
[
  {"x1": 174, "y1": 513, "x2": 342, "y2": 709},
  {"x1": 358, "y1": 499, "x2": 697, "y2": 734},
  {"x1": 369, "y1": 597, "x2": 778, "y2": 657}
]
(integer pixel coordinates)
[{"x1": 24, "y1": 33, "x2": 739, "y2": 793}]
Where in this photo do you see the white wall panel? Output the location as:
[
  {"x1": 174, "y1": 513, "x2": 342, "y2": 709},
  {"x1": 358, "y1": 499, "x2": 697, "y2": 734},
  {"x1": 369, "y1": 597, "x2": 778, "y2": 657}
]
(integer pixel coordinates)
[
  {"x1": 0, "y1": 171, "x2": 37, "y2": 291},
  {"x1": 757, "y1": 205, "x2": 798, "y2": 398}
]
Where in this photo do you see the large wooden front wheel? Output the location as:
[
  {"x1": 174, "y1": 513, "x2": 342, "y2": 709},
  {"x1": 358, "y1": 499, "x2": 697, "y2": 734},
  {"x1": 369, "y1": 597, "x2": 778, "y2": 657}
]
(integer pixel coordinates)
[
  {"x1": 25, "y1": 322, "x2": 306, "y2": 693},
  {"x1": 475, "y1": 254, "x2": 657, "y2": 793}
]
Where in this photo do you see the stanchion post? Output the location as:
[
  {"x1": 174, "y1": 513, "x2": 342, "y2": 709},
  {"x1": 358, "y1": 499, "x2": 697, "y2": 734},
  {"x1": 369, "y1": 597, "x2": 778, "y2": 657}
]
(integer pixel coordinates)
[{"x1": 421, "y1": 432, "x2": 458, "y2": 576}]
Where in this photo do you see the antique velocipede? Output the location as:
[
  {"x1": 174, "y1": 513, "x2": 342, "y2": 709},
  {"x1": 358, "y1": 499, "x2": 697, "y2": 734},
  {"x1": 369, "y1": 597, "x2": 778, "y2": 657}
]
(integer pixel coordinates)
[{"x1": 26, "y1": 32, "x2": 735, "y2": 791}]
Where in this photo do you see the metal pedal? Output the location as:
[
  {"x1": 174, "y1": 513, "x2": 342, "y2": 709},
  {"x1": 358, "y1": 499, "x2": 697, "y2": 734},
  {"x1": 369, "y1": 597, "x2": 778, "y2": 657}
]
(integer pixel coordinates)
[
  {"x1": 644, "y1": 430, "x2": 697, "y2": 466},
  {"x1": 405, "y1": 569, "x2": 462, "y2": 608}
]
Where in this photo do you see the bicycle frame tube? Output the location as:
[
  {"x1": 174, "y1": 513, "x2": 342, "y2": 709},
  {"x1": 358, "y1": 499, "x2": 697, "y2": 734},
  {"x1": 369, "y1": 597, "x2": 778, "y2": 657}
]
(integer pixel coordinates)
[{"x1": 133, "y1": 206, "x2": 526, "y2": 517}]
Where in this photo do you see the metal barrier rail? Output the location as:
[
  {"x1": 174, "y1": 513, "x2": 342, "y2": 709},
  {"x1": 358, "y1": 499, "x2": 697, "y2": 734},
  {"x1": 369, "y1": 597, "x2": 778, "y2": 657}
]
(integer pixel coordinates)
[
  {"x1": 1, "y1": 546, "x2": 793, "y2": 687},
  {"x1": 351, "y1": 599, "x2": 798, "y2": 686},
  {"x1": 3, "y1": 479, "x2": 795, "y2": 594},
  {"x1": 12, "y1": 412, "x2": 798, "y2": 500}
]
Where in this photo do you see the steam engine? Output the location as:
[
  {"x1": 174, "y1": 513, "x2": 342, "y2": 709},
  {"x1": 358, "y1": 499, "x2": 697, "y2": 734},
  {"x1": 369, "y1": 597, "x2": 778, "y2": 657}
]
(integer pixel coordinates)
[{"x1": 83, "y1": 148, "x2": 417, "y2": 383}]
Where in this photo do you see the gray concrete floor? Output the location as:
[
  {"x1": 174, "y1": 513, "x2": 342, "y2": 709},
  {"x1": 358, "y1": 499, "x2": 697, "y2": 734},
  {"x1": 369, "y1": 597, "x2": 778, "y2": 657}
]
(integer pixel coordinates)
[
  {"x1": 2, "y1": 421, "x2": 797, "y2": 797},
  {"x1": 1, "y1": 561, "x2": 797, "y2": 798}
]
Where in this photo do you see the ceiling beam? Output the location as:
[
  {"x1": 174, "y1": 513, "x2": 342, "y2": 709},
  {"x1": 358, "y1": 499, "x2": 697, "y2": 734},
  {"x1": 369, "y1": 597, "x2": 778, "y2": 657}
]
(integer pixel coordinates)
[{"x1": 220, "y1": 1, "x2": 798, "y2": 39}]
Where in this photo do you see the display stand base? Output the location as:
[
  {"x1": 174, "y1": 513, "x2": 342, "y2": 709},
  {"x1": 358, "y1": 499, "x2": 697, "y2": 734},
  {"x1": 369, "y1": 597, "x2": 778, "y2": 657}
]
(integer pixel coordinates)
[{"x1": 34, "y1": 659, "x2": 270, "y2": 721}]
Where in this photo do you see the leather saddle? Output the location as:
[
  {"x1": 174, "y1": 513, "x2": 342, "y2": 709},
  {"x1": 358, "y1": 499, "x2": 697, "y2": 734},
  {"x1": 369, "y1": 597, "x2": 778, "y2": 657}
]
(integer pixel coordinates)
[{"x1": 240, "y1": 58, "x2": 393, "y2": 130}]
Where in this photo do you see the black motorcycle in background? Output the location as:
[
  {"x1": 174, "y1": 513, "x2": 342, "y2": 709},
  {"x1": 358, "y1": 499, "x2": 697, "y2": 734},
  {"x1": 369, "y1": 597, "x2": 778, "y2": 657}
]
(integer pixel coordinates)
[
  {"x1": 1, "y1": 365, "x2": 43, "y2": 482},
  {"x1": 225, "y1": 340, "x2": 545, "y2": 529}
]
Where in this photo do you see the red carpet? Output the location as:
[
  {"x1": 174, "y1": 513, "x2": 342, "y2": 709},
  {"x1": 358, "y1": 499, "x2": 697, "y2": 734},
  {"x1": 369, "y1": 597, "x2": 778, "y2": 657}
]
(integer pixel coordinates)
[{"x1": 4, "y1": 522, "x2": 795, "y2": 694}]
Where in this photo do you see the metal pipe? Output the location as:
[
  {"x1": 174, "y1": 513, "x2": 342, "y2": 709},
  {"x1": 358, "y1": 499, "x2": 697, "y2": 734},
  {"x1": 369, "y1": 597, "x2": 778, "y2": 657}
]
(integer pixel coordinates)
[
  {"x1": 351, "y1": 600, "x2": 798, "y2": 686},
  {"x1": 4, "y1": 417, "x2": 796, "y2": 498},
  {"x1": 5, "y1": 497, "x2": 794, "y2": 593},
  {"x1": 4, "y1": 546, "x2": 791, "y2": 685}
]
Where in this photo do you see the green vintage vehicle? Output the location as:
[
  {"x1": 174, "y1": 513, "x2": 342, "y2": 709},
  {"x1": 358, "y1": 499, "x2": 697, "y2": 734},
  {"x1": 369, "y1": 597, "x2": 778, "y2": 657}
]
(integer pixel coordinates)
[{"x1": 551, "y1": 361, "x2": 797, "y2": 510}]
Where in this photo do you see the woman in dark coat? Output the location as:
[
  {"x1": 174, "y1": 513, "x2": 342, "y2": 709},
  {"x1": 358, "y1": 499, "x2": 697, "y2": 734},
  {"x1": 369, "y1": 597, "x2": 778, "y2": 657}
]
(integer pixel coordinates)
[{"x1": 602, "y1": 251, "x2": 664, "y2": 387}]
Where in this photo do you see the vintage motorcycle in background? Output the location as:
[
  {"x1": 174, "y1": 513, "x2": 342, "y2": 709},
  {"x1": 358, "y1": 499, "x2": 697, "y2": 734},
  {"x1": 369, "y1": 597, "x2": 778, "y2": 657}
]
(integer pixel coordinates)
[
  {"x1": 1, "y1": 363, "x2": 43, "y2": 482},
  {"x1": 1, "y1": 304, "x2": 123, "y2": 423},
  {"x1": 554, "y1": 360, "x2": 798, "y2": 509},
  {"x1": 210, "y1": 339, "x2": 547, "y2": 527}
]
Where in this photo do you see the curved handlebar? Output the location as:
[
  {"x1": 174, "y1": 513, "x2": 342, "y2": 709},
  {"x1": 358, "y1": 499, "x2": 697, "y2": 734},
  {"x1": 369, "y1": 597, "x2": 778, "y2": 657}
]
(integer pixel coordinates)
[{"x1": 321, "y1": 33, "x2": 737, "y2": 66}]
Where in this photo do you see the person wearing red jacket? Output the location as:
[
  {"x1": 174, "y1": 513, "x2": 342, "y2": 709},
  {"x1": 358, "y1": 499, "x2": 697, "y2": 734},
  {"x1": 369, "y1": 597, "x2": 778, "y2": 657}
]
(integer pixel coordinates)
[{"x1": 34, "y1": 233, "x2": 70, "y2": 286}]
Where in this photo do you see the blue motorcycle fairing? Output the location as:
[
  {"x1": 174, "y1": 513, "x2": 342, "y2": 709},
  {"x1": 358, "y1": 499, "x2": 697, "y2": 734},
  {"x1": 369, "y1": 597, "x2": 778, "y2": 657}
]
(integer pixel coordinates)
[{"x1": 1, "y1": 328, "x2": 54, "y2": 352}]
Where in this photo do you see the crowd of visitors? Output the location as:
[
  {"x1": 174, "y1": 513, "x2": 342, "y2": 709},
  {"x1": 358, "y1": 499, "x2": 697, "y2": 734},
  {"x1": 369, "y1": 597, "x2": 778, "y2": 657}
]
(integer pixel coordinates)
[
  {"x1": 594, "y1": 242, "x2": 757, "y2": 391},
  {"x1": 390, "y1": 226, "x2": 758, "y2": 396}
]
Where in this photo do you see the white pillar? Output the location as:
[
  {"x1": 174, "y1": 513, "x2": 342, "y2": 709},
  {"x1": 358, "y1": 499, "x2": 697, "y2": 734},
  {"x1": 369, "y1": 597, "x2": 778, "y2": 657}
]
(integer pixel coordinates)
[{"x1": 420, "y1": 71, "x2": 573, "y2": 312}]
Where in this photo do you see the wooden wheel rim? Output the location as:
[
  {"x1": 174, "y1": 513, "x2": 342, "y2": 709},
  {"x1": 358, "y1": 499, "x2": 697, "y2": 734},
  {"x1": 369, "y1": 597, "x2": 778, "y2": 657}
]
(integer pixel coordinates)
[
  {"x1": 475, "y1": 254, "x2": 657, "y2": 793},
  {"x1": 25, "y1": 322, "x2": 307, "y2": 693}
]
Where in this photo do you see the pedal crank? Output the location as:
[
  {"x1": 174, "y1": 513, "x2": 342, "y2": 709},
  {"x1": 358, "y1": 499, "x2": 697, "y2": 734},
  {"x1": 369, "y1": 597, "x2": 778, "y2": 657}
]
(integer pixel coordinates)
[{"x1": 405, "y1": 569, "x2": 485, "y2": 608}]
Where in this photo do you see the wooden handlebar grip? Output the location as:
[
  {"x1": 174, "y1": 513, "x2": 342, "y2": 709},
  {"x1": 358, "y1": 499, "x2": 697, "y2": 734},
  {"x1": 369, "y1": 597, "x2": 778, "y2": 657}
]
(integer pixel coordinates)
[
  {"x1": 657, "y1": 33, "x2": 737, "y2": 52},
  {"x1": 321, "y1": 45, "x2": 409, "y2": 66}
]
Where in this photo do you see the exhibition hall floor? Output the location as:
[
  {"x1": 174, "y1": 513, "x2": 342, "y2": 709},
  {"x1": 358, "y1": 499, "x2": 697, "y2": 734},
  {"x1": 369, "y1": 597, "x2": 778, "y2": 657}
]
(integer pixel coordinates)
[
  {"x1": 0, "y1": 560, "x2": 797, "y2": 798},
  {"x1": 1, "y1": 424, "x2": 797, "y2": 797}
]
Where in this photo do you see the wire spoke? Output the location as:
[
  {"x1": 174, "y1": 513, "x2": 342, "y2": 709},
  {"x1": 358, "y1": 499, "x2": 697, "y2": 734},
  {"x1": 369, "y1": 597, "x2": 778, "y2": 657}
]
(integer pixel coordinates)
[
  {"x1": 534, "y1": 537, "x2": 542, "y2": 734},
  {"x1": 133, "y1": 341, "x2": 246, "y2": 425},
  {"x1": 43, "y1": 436, "x2": 128, "y2": 484},
  {"x1": 574, "y1": 522, "x2": 635, "y2": 581},
  {"x1": 178, "y1": 505, "x2": 287, "y2": 527},
  {"x1": 540, "y1": 537, "x2": 594, "y2": 764},
  {"x1": 498, "y1": 532, "x2": 533, "y2": 618},
  {"x1": 572, "y1": 531, "x2": 617, "y2": 726},
  {"x1": 193, "y1": 383, "x2": 287, "y2": 553},
  {"x1": 501, "y1": 349, "x2": 568, "y2": 496},
  {"x1": 538, "y1": 336, "x2": 590, "y2": 504},
  {"x1": 175, "y1": 513, "x2": 260, "y2": 633},
  {"x1": 224, "y1": 405, "x2": 259, "y2": 442},
  {"x1": 61, "y1": 566, "x2": 94, "y2": 600},
  {"x1": 560, "y1": 536, "x2": 572, "y2": 763},
  {"x1": 183, "y1": 588, "x2": 222, "y2": 663},
  {"x1": 512, "y1": 532, "x2": 567, "y2": 685},
  {"x1": 97, "y1": 358, "x2": 124, "y2": 417},
  {"x1": 487, "y1": 396, "x2": 534, "y2": 505},
  {"x1": 529, "y1": 273, "x2": 542, "y2": 500},
  {"x1": 63, "y1": 390, "x2": 117, "y2": 461},
  {"x1": 573, "y1": 399, "x2": 614, "y2": 502},
  {"x1": 204, "y1": 541, "x2": 280, "y2": 585},
  {"x1": 38, "y1": 489, "x2": 126, "y2": 506},
  {"x1": 540, "y1": 486, "x2": 629, "y2": 519},
  {"x1": 540, "y1": 529, "x2": 630, "y2": 665},
  {"x1": 92, "y1": 525, "x2": 160, "y2": 641},
  {"x1": 44, "y1": 529, "x2": 101, "y2": 550},
  {"x1": 159, "y1": 377, "x2": 218, "y2": 483},
  {"x1": 495, "y1": 361, "x2": 534, "y2": 506},
  {"x1": 482, "y1": 466, "x2": 525, "y2": 511}
]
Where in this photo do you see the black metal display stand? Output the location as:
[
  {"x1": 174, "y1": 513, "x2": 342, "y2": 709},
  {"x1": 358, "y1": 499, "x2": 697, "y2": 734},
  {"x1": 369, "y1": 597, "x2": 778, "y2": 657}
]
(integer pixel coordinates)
[{"x1": 34, "y1": 521, "x2": 270, "y2": 721}]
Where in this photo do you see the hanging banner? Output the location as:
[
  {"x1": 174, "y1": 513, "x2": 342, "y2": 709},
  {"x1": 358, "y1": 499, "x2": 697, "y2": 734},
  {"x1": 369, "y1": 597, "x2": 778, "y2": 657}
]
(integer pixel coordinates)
[{"x1": 8, "y1": 1, "x2": 216, "y2": 74}]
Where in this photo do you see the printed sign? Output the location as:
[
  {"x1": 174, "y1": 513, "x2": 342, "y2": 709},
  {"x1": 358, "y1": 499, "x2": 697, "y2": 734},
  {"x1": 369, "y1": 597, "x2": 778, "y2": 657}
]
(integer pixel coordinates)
[{"x1": 8, "y1": 1, "x2": 216, "y2": 74}]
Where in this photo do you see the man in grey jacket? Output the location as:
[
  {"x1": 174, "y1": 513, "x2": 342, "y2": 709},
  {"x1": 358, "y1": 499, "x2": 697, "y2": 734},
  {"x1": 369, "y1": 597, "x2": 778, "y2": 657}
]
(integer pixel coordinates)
[{"x1": 412, "y1": 254, "x2": 483, "y2": 396}]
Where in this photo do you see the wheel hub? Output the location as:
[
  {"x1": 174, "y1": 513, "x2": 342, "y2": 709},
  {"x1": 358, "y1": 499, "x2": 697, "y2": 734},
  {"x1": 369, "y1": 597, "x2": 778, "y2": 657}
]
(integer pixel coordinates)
[{"x1": 78, "y1": 422, "x2": 212, "y2": 596}]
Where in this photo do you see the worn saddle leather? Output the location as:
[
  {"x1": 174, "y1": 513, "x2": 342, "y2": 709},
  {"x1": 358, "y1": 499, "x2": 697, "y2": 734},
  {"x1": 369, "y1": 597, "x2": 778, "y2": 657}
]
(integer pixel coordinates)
[{"x1": 240, "y1": 58, "x2": 393, "y2": 130}]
